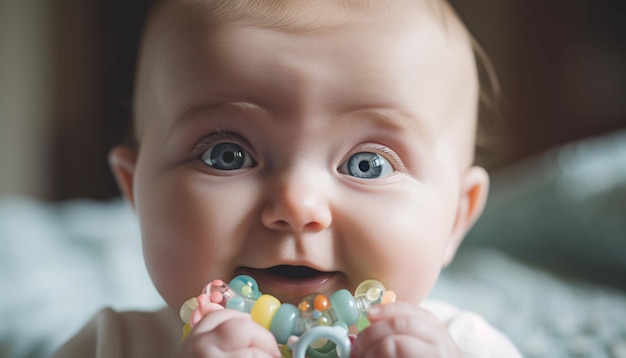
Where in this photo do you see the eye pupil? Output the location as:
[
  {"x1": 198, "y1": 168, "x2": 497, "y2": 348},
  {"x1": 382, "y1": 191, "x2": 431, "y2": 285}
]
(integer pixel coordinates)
[
  {"x1": 222, "y1": 151, "x2": 236, "y2": 163},
  {"x1": 341, "y1": 151, "x2": 393, "y2": 179}
]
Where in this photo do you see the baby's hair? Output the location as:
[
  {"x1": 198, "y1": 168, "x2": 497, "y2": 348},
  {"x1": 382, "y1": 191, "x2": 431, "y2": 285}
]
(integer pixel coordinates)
[
  {"x1": 171, "y1": 0, "x2": 393, "y2": 32},
  {"x1": 133, "y1": 0, "x2": 501, "y2": 167},
  {"x1": 472, "y1": 35, "x2": 503, "y2": 169}
]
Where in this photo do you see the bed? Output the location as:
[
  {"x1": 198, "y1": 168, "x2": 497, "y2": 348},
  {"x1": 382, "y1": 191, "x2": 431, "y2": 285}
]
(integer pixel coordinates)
[{"x1": 2, "y1": 130, "x2": 625, "y2": 358}]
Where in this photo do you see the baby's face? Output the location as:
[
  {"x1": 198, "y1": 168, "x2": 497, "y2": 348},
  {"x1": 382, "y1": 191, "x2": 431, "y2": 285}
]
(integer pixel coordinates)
[{"x1": 124, "y1": 0, "x2": 486, "y2": 310}]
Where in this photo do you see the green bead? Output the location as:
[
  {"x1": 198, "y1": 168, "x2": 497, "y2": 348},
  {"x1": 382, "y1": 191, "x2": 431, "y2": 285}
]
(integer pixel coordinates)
[
  {"x1": 270, "y1": 303, "x2": 299, "y2": 344},
  {"x1": 329, "y1": 289, "x2": 359, "y2": 326},
  {"x1": 356, "y1": 313, "x2": 371, "y2": 332}
]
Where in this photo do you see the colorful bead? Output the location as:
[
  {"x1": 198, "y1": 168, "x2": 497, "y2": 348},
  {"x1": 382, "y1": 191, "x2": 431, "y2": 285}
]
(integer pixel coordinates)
[
  {"x1": 224, "y1": 294, "x2": 241, "y2": 310},
  {"x1": 203, "y1": 279, "x2": 234, "y2": 306},
  {"x1": 251, "y1": 294, "x2": 281, "y2": 329},
  {"x1": 329, "y1": 289, "x2": 359, "y2": 326},
  {"x1": 382, "y1": 290, "x2": 397, "y2": 305},
  {"x1": 228, "y1": 275, "x2": 261, "y2": 299},
  {"x1": 314, "y1": 294, "x2": 330, "y2": 311},
  {"x1": 179, "y1": 297, "x2": 198, "y2": 323},
  {"x1": 180, "y1": 276, "x2": 396, "y2": 358},
  {"x1": 356, "y1": 313, "x2": 371, "y2": 332},
  {"x1": 270, "y1": 303, "x2": 299, "y2": 344},
  {"x1": 353, "y1": 279, "x2": 385, "y2": 311},
  {"x1": 181, "y1": 323, "x2": 192, "y2": 341}
]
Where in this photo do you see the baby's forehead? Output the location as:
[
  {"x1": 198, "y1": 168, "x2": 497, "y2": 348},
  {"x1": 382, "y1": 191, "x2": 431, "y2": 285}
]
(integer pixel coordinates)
[{"x1": 135, "y1": 0, "x2": 475, "y2": 140}]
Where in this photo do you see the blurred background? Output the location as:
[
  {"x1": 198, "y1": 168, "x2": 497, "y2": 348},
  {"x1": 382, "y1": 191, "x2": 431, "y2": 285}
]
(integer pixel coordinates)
[
  {"x1": 2, "y1": 2, "x2": 626, "y2": 357},
  {"x1": 1, "y1": 0, "x2": 625, "y2": 201}
]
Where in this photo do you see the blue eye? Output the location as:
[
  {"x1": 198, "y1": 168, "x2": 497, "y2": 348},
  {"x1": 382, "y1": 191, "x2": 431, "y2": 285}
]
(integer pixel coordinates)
[
  {"x1": 201, "y1": 142, "x2": 255, "y2": 170},
  {"x1": 341, "y1": 152, "x2": 394, "y2": 179}
]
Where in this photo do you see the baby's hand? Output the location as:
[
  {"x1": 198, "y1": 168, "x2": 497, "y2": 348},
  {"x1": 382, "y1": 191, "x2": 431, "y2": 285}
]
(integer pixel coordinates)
[
  {"x1": 351, "y1": 302, "x2": 461, "y2": 358},
  {"x1": 177, "y1": 307, "x2": 281, "y2": 358}
]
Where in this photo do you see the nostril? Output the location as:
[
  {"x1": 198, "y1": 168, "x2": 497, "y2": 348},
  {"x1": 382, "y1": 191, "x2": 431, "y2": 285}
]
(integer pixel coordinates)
[
  {"x1": 265, "y1": 219, "x2": 328, "y2": 233},
  {"x1": 303, "y1": 221, "x2": 325, "y2": 232},
  {"x1": 264, "y1": 218, "x2": 295, "y2": 232}
]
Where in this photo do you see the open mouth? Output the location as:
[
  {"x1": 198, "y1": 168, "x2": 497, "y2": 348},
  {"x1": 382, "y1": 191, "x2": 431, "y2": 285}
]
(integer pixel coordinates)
[
  {"x1": 237, "y1": 265, "x2": 339, "y2": 300},
  {"x1": 264, "y1": 265, "x2": 324, "y2": 280}
]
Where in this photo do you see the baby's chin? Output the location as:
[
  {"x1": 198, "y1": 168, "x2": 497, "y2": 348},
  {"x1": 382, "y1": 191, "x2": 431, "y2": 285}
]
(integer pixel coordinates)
[{"x1": 235, "y1": 266, "x2": 347, "y2": 306}]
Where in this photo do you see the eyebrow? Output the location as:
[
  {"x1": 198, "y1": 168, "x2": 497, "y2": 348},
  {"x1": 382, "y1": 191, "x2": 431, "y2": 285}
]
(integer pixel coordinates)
[
  {"x1": 170, "y1": 99, "x2": 433, "y2": 149},
  {"x1": 343, "y1": 105, "x2": 434, "y2": 147},
  {"x1": 169, "y1": 100, "x2": 269, "y2": 133},
  {"x1": 183, "y1": 100, "x2": 268, "y2": 119}
]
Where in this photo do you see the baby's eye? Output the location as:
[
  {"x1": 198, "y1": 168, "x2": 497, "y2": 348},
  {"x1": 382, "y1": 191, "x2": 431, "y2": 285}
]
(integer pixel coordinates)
[
  {"x1": 339, "y1": 152, "x2": 394, "y2": 179},
  {"x1": 201, "y1": 142, "x2": 255, "y2": 170}
]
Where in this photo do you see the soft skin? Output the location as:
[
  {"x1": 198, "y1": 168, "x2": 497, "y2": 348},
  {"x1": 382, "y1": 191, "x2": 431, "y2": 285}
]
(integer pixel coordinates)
[{"x1": 110, "y1": 0, "x2": 488, "y2": 356}]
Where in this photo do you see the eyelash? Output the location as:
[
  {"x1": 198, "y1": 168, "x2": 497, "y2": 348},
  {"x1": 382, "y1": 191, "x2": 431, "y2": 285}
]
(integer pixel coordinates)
[
  {"x1": 191, "y1": 131, "x2": 241, "y2": 157},
  {"x1": 354, "y1": 144, "x2": 405, "y2": 170}
]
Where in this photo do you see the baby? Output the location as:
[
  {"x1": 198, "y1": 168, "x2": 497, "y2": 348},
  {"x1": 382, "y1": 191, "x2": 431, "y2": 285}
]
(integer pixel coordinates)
[{"x1": 55, "y1": 0, "x2": 520, "y2": 356}]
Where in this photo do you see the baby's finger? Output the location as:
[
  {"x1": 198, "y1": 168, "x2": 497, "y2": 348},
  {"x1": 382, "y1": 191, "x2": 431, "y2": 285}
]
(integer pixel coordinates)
[
  {"x1": 367, "y1": 301, "x2": 440, "y2": 326},
  {"x1": 352, "y1": 303, "x2": 447, "y2": 357},
  {"x1": 191, "y1": 308, "x2": 251, "y2": 334},
  {"x1": 353, "y1": 314, "x2": 436, "y2": 356},
  {"x1": 188, "y1": 314, "x2": 280, "y2": 357}
]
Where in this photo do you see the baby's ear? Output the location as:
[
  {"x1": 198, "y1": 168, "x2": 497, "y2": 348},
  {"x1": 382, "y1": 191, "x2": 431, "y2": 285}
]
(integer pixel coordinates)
[
  {"x1": 443, "y1": 166, "x2": 489, "y2": 266},
  {"x1": 109, "y1": 145, "x2": 138, "y2": 208}
]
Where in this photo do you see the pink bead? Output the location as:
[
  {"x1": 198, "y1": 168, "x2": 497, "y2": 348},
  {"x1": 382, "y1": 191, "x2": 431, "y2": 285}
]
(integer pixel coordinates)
[{"x1": 210, "y1": 291, "x2": 223, "y2": 303}]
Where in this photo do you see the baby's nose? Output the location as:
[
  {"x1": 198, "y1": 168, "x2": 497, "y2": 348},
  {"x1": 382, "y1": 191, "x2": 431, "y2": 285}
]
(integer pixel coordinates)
[{"x1": 261, "y1": 169, "x2": 332, "y2": 233}]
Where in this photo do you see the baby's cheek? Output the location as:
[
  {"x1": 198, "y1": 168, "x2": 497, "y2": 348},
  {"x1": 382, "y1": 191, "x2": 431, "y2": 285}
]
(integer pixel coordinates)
[
  {"x1": 137, "y1": 178, "x2": 233, "y2": 308},
  {"x1": 343, "y1": 206, "x2": 450, "y2": 304},
  {"x1": 386, "y1": 255, "x2": 443, "y2": 304}
]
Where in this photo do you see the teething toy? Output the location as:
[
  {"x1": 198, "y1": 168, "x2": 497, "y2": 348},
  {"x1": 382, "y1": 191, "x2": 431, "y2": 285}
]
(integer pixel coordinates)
[{"x1": 179, "y1": 275, "x2": 396, "y2": 358}]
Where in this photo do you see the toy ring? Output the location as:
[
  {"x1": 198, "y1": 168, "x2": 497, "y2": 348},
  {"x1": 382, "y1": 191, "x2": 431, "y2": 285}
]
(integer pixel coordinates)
[{"x1": 179, "y1": 275, "x2": 396, "y2": 358}]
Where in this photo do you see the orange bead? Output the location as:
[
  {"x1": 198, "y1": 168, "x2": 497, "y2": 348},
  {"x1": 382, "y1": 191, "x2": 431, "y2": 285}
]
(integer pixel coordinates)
[
  {"x1": 382, "y1": 290, "x2": 397, "y2": 305},
  {"x1": 298, "y1": 300, "x2": 310, "y2": 312},
  {"x1": 314, "y1": 294, "x2": 330, "y2": 311}
]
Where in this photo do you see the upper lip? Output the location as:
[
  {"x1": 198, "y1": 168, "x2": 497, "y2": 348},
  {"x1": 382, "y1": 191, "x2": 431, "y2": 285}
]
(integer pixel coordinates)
[{"x1": 240, "y1": 257, "x2": 335, "y2": 274}]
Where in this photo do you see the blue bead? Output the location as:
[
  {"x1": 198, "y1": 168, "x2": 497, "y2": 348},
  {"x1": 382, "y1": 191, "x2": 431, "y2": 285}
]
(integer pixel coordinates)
[
  {"x1": 269, "y1": 303, "x2": 299, "y2": 344},
  {"x1": 329, "y1": 289, "x2": 359, "y2": 326},
  {"x1": 226, "y1": 296, "x2": 245, "y2": 312},
  {"x1": 228, "y1": 275, "x2": 261, "y2": 299}
]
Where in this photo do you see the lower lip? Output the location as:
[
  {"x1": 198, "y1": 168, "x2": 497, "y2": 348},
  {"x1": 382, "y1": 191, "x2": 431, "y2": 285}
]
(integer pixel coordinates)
[{"x1": 237, "y1": 268, "x2": 339, "y2": 301}]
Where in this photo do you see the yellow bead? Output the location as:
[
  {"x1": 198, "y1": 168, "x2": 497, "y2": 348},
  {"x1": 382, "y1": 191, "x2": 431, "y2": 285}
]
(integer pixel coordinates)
[
  {"x1": 179, "y1": 297, "x2": 198, "y2": 323},
  {"x1": 181, "y1": 323, "x2": 192, "y2": 342},
  {"x1": 250, "y1": 294, "x2": 281, "y2": 329}
]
